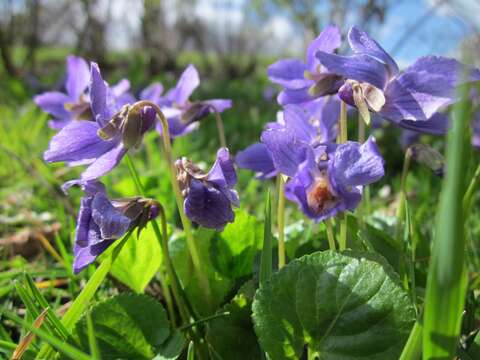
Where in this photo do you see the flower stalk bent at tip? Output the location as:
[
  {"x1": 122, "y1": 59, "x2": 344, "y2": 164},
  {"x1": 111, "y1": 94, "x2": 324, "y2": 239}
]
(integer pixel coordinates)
[{"x1": 134, "y1": 100, "x2": 212, "y2": 303}]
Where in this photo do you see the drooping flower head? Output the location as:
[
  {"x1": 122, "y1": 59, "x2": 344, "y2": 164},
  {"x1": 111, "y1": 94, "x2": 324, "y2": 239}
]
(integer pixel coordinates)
[
  {"x1": 67, "y1": 181, "x2": 159, "y2": 274},
  {"x1": 267, "y1": 25, "x2": 344, "y2": 105},
  {"x1": 34, "y1": 56, "x2": 133, "y2": 130},
  {"x1": 176, "y1": 148, "x2": 238, "y2": 230},
  {"x1": 155, "y1": 64, "x2": 232, "y2": 137},
  {"x1": 43, "y1": 62, "x2": 156, "y2": 181},
  {"x1": 285, "y1": 136, "x2": 385, "y2": 221},
  {"x1": 316, "y1": 26, "x2": 480, "y2": 134},
  {"x1": 236, "y1": 97, "x2": 340, "y2": 178}
]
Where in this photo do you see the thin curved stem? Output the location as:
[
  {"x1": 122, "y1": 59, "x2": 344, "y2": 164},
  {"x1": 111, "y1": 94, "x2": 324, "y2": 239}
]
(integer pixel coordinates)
[
  {"x1": 125, "y1": 154, "x2": 179, "y2": 322},
  {"x1": 338, "y1": 101, "x2": 348, "y2": 250},
  {"x1": 395, "y1": 147, "x2": 413, "y2": 288},
  {"x1": 325, "y1": 219, "x2": 336, "y2": 250},
  {"x1": 357, "y1": 114, "x2": 367, "y2": 229},
  {"x1": 277, "y1": 175, "x2": 286, "y2": 268},
  {"x1": 134, "y1": 100, "x2": 211, "y2": 304},
  {"x1": 463, "y1": 162, "x2": 480, "y2": 214},
  {"x1": 212, "y1": 108, "x2": 227, "y2": 148}
]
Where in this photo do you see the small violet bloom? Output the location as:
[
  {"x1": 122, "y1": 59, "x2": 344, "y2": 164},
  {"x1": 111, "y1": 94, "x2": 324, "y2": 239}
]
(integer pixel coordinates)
[
  {"x1": 472, "y1": 112, "x2": 480, "y2": 149},
  {"x1": 34, "y1": 55, "x2": 133, "y2": 130},
  {"x1": 267, "y1": 25, "x2": 344, "y2": 105},
  {"x1": 316, "y1": 26, "x2": 480, "y2": 134},
  {"x1": 236, "y1": 97, "x2": 340, "y2": 178},
  {"x1": 69, "y1": 181, "x2": 159, "y2": 274},
  {"x1": 43, "y1": 62, "x2": 156, "y2": 181},
  {"x1": 156, "y1": 64, "x2": 232, "y2": 137},
  {"x1": 285, "y1": 136, "x2": 385, "y2": 221},
  {"x1": 176, "y1": 148, "x2": 239, "y2": 230},
  {"x1": 34, "y1": 56, "x2": 91, "y2": 129}
]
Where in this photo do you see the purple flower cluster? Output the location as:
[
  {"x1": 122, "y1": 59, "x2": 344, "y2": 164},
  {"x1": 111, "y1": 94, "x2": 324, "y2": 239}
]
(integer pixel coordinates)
[
  {"x1": 237, "y1": 24, "x2": 479, "y2": 221},
  {"x1": 36, "y1": 58, "x2": 237, "y2": 273}
]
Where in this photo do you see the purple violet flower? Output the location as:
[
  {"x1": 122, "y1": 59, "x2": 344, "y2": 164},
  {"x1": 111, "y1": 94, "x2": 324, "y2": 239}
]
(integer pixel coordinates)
[
  {"x1": 34, "y1": 56, "x2": 91, "y2": 130},
  {"x1": 236, "y1": 97, "x2": 340, "y2": 178},
  {"x1": 34, "y1": 56, "x2": 133, "y2": 130},
  {"x1": 155, "y1": 64, "x2": 232, "y2": 137},
  {"x1": 285, "y1": 136, "x2": 385, "y2": 221},
  {"x1": 472, "y1": 112, "x2": 480, "y2": 149},
  {"x1": 316, "y1": 26, "x2": 480, "y2": 134},
  {"x1": 267, "y1": 25, "x2": 344, "y2": 105},
  {"x1": 176, "y1": 148, "x2": 238, "y2": 230},
  {"x1": 43, "y1": 62, "x2": 156, "y2": 181},
  {"x1": 69, "y1": 180, "x2": 159, "y2": 274}
]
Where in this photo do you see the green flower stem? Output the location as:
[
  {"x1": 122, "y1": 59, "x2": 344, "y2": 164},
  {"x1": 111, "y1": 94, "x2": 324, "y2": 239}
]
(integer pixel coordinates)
[
  {"x1": 277, "y1": 175, "x2": 286, "y2": 268},
  {"x1": 463, "y1": 162, "x2": 480, "y2": 214},
  {"x1": 325, "y1": 219, "x2": 336, "y2": 250},
  {"x1": 125, "y1": 154, "x2": 178, "y2": 323},
  {"x1": 338, "y1": 101, "x2": 348, "y2": 143},
  {"x1": 157, "y1": 270, "x2": 176, "y2": 326},
  {"x1": 395, "y1": 147, "x2": 412, "y2": 286},
  {"x1": 135, "y1": 100, "x2": 211, "y2": 304},
  {"x1": 338, "y1": 101, "x2": 348, "y2": 250},
  {"x1": 357, "y1": 114, "x2": 367, "y2": 229},
  {"x1": 212, "y1": 108, "x2": 227, "y2": 148},
  {"x1": 179, "y1": 311, "x2": 230, "y2": 332}
]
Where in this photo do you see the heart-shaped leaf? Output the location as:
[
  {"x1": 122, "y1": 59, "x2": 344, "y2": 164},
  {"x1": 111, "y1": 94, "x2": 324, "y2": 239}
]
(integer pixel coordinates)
[
  {"x1": 206, "y1": 281, "x2": 262, "y2": 360},
  {"x1": 209, "y1": 210, "x2": 263, "y2": 279},
  {"x1": 252, "y1": 250, "x2": 415, "y2": 360},
  {"x1": 110, "y1": 223, "x2": 162, "y2": 293},
  {"x1": 72, "y1": 293, "x2": 173, "y2": 360}
]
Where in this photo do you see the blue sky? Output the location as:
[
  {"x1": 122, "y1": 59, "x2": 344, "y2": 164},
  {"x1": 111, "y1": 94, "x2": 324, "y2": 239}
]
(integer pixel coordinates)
[{"x1": 370, "y1": 0, "x2": 478, "y2": 66}]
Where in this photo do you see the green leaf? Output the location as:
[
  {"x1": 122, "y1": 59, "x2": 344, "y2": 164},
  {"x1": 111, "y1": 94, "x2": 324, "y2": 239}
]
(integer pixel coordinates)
[
  {"x1": 110, "y1": 223, "x2": 162, "y2": 293},
  {"x1": 72, "y1": 293, "x2": 171, "y2": 360},
  {"x1": 153, "y1": 330, "x2": 186, "y2": 360},
  {"x1": 252, "y1": 250, "x2": 415, "y2": 360},
  {"x1": 170, "y1": 228, "x2": 233, "y2": 315},
  {"x1": 209, "y1": 210, "x2": 263, "y2": 279},
  {"x1": 347, "y1": 214, "x2": 401, "y2": 271},
  {"x1": 206, "y1": 281, "x2": 262, "y2": 360}
]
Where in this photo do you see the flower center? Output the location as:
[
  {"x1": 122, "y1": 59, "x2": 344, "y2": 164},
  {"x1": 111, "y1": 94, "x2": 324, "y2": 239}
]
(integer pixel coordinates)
[{"x1": 306, "y1": 173, "x2": 337, "y2": 214}]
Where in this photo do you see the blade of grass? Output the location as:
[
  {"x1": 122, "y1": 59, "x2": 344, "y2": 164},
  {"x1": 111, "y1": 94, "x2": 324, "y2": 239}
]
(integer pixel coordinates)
[
  {"x1": 86, "y1": 312, "x2": 101, "y2": 360},
  {"x1": 423, "y1": 85, "x2": 471, "y2": 359},
  {"x1": 400, "y1": 320, "x2": 423, "y2": 360},
  {"x1": 260, "y1": 190, "x2": 272, "y2": 286},
  {"x1": 23, "y1": 272, "x2": 69, "y2": 340},
  {"x1": 2, "y1": 310, "x2": 91, "y2": 360},
  {"x1": 12, "y1": 307, "x2": 48, "y2": 360},
  {"x1": 37, "y1": 229, "x2": 135, "y2": 359},
  {"x1": 187, "y1": 341, "x2": 194, "y2": 360},
  {"x1": 61, "y1": 229, "x2": 133, "y2": 331}
]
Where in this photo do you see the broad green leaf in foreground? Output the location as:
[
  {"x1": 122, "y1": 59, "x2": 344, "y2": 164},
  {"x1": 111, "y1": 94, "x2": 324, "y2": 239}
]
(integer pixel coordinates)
[
  {"x1": 252, "y1": 250, "x2": 415, "y2": 360},
  {"x1": 109, "y1": 223, "x2": 162, "y2": 293},
  {"x1": 206, "y1": 281, "x2": 262, "y2": 360},
  {"x1": 71, "y1": 293, "x2": 173, "y2": 360}
]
